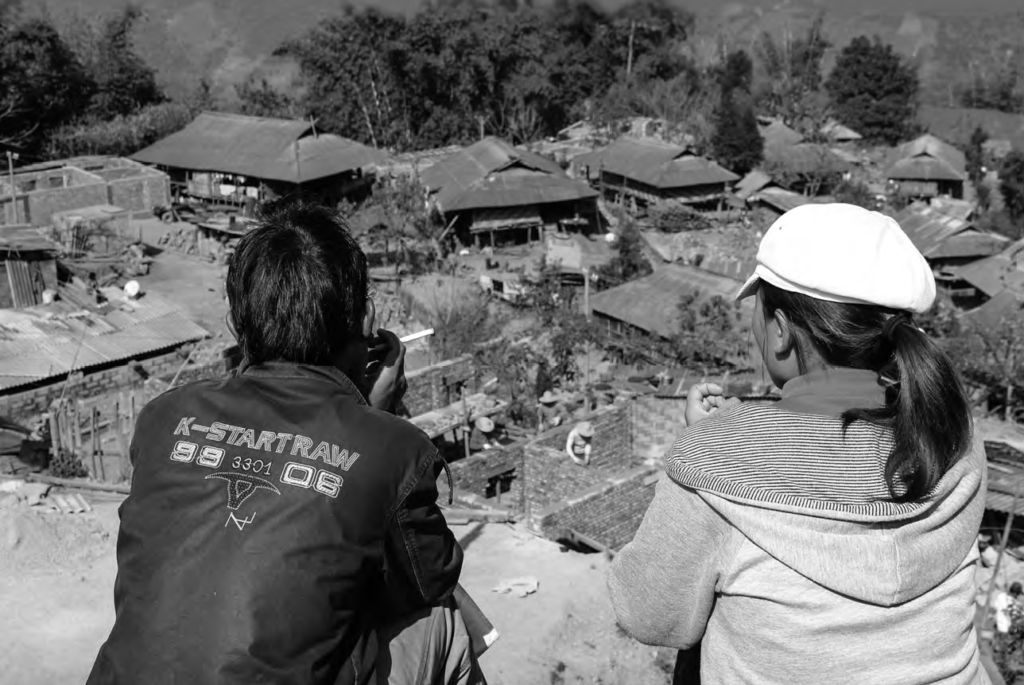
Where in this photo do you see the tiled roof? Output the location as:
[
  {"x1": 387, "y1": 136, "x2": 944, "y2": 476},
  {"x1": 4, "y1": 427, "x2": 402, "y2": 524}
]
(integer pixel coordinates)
[
  {"x1": 132, "y1": 112, "x2": 386, "y2": 183},
  {"x1": 0, "y1": 287, "x2": 208, "y2": 391},
  {"x1": 589, "y1": 264, "x2": 753, "y2": 339}
]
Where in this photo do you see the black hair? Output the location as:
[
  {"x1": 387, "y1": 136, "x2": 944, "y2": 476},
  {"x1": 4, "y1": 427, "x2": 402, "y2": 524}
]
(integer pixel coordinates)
[
  {"x1": 225, "y1": 199, "x2": 368, "y2": 366},
  {"x1": 759, "y1": 281, "x2": 972, "y2": 503}
]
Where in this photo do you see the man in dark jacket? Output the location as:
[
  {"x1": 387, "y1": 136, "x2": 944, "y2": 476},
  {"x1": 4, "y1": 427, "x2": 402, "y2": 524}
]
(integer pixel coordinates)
[{"x1": 87, "y1": 201, "x2": 470, "y2": 685}]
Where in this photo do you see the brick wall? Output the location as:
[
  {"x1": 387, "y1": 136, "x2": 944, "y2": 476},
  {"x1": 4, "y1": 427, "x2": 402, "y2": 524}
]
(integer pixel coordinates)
[
  {"x1": 107, "y1": 174, "x2": 170, "y2": 215},
  {"x1": 403, "y1": 355, "x2": 476, "y2": 417},
  {"x1": 522, "y1": 443, "x2": 612, "y2": 523},
  {"x1": 441, "y1": 442, "x2": 526, "y2": 512},
  {"x1": 530, "y1": 402, "x2": 635, "y2": 473},
  {"x1": 632, "y1": 395, "x2": 686, "y2": 461},
  {"x1": 535, "y1": 466, "x2": 661, "y2": 552},
  {"x1": 0, "y1": 346, "x2": 238, "y2": 423}
]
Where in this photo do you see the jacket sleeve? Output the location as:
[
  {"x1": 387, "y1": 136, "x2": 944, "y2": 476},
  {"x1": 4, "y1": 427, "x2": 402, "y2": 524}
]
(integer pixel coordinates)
[
  {"x1": 384, "y1": 449, "x2": 464, "y2": 614},
  {"x1": 607, "y1": 477, "x2": 734, "y2": 649}
]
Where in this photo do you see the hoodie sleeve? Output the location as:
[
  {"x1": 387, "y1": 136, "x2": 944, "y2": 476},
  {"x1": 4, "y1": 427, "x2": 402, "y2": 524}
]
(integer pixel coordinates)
[{"x1": 607, "y1": 478, "x2": 735, "y2": 649}]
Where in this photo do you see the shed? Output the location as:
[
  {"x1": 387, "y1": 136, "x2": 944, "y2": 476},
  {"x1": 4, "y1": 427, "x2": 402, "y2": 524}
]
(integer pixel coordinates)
[
  {"x1": 886, "y1": 134, "x2": 967, "y2": 200},
  {"x1": 0, "y1": 227, "x2": 59, "y2": 309},
  {"x1": 0, "y1": 286, "x2": 208, "y2": 393},
  {"x1": 131, "y1": 111, "x2": 387, "y2": 208},
  {"x1": 420, "y1": 137, "x2": 598, "y2": 247}
]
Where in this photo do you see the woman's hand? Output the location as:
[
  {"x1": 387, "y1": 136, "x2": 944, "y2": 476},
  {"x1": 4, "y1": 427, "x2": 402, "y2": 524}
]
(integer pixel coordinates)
[{"x1": 684, "y1": 383, "x2": 741, "y2": 427}]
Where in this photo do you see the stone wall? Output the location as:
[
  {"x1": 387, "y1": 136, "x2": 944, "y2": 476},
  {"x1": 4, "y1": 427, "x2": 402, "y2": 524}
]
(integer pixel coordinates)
[
  {"x1": 535, "y1": 466, "x2": 661, "y2": 552},
  {"x1": 403, "y1": 355, "x2": 476, "y2": 416}
]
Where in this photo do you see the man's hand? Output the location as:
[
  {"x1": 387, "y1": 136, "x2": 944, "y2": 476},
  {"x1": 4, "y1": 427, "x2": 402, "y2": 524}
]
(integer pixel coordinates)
[
  {"x1": 684, "y1": 383, "x2": 741, "y2": 427},
  {"x1": 365, "y1": 329, "x2": 407, "y2": 412}
]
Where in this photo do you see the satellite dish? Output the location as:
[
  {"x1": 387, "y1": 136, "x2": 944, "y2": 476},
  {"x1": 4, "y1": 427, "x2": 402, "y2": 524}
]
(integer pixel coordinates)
[{"x1": 124, "y1": 280, "x2": 141, "y2": 299}]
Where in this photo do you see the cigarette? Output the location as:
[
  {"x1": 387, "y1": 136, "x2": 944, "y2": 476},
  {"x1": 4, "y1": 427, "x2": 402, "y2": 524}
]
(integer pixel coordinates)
[{"x1": 400, "y1": 328, "x2": 435, "y2": 343}]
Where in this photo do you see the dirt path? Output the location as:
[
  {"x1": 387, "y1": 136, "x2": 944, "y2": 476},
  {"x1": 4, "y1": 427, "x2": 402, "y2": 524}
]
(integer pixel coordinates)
[{"x1": 0, "y1": 496, "x2": 668, "y2": 685}]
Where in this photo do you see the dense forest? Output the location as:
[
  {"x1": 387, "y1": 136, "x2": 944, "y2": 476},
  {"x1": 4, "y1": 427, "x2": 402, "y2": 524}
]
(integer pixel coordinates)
[{"x1": 5, "y1": 0, "x2": 1022, "y2": 163}]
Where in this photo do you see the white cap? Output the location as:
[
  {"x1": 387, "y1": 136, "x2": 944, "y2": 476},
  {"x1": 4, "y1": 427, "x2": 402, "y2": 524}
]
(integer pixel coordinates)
[{"x1": 736, "y1": 204, "x2": 935, "y2": 313}]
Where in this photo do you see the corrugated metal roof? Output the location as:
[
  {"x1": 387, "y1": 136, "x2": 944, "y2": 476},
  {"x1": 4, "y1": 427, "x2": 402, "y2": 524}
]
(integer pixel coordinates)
[
  {"x1": 894, "y1": 203, "x2": 974, "y2": 257},
  {"x1": 131, "y1": 112, "x2": 386, "y2": 183},
  {"x1": 0, "y1": 226, "x2": 60, "y2": 253},
  {"x1": 471, "y1": 206, "x2": 542, "y2": 232},
  {"x1": 928, "y1": 231, "x2": 1009, "y2": 260},
  {"x1": 0, "y1": 288, "x2": 208, "y2": 390},
  {"x1": 589, "y1": 264, "x2": 753, "y2": 339},
  {"x1": 886, "y1": 134, "x2": 967, "y2": 182},
  {"x1": 962, "y1": 290, "x2": 1024, "y2": 331},
  {"x1": 759, "y1": 119, "x2": 804, "y2": 148},
  {"x1": 957, "y1": 239, "x2": 1024, "y2": 298},
  {"x1": 589, "y1": 137, "x2": 740, "y2": 189}
]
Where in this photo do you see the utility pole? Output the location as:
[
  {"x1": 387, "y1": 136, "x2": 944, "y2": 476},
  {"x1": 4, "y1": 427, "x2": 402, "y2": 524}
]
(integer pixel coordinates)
[{"x1": 6, "y1": 150, "x2": 19, "y2": 224}]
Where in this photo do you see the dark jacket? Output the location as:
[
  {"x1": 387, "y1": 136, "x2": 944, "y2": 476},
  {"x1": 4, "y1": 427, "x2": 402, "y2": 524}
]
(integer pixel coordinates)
[{"x1": 87, "y1": 362, "x2": 463, "y2": 685}]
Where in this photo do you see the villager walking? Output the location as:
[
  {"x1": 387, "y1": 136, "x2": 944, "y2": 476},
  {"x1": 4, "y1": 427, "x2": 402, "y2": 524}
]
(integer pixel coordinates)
[{"x1": 609, "y1": 204, "x2": 991, "y2": 684}]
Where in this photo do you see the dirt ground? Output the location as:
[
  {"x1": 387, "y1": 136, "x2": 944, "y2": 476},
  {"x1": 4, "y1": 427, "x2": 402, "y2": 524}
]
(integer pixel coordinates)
[{"x1": 0, "y1": 493, "x2": 669, "y2": 685}]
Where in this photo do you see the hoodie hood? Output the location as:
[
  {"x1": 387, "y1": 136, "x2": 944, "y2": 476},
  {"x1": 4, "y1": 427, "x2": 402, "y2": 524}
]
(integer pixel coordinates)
[{"x1": 664, "y1": 368, "x2": 986, "y2": 607}]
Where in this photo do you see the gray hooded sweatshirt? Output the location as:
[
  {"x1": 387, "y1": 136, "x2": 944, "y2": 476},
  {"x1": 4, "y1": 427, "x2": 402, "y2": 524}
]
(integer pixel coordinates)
[{"x1": 608, "y1": 368, "x2": 989, "y2": 685}]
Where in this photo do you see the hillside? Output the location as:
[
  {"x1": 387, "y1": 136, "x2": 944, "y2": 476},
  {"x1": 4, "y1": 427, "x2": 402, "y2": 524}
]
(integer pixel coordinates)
[{"x1": 26, "y1": 0, "x2": 1024, "y2": 109}]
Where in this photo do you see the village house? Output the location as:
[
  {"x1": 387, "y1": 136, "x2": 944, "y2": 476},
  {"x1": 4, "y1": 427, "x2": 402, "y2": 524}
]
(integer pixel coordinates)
[
  {"x1": 131, "y1": 111, "x2": 387, "y2": 211},
  {"x1": 886, "y1": 134, "x2": 968, "y2": 200},
  {"x1": 420, "y1": 136, "x2": 599, "y2": 248},
  {"x1": 0, "y1": 157, "x2": 169, "y2": 228},
  {"x1": 576, "y1": 137, "x2": 739, "y2": 215}
]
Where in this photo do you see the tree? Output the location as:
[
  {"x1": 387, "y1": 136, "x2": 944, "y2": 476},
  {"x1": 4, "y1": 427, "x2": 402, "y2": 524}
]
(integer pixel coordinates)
[
  {"x1": 826, "y1": 36, "x2": 919, "y2": 146},
  {"x1": 960, "y1": 58, "x2": 1024, "y2": 114},
  {"x1": 1000, "y1": 151, "x2": 1024, "y2": 222},
  {"x1": 967, "y1": 126, "x2": 989, "y2": 187},
  {"x1": 0, "y1": 14, "x2": 94, "y2": 153},
  {"x1": 753, "y1": 15, "x2": 830, "y2": 124},
  {"x1": 717, "y1": 50, "x2": 753, "y2": 94},
  {"x1": 46, "y1": 101, "x2": 192, "y2": 158},
  {"x1": 85, "y1": 5, "x2": 164, "y2": 119},
  {"x1": 710, "y1": 91, "x2": 764, "y2": 175},
  {"x1": 593, "y1": 222, "x2": 653, "y2": 290},
  {"x1": 832, "y1": 179, "x2": 877, "y2": 210},
  {"x1": 236, "y1": 77, "x2": 300, "y2": 119},
  {"x1": 670, "y1": 290, "x2": 747, "y2": 372}
]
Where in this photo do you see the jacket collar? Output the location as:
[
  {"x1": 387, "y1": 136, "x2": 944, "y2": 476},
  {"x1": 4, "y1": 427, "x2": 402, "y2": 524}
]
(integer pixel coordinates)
[
  {"x1": 774, "y1": 367, "x2": 886, "y2": 418},
  {"x1": 237, "y1": 361, "x2": 368, "y2": 406}
]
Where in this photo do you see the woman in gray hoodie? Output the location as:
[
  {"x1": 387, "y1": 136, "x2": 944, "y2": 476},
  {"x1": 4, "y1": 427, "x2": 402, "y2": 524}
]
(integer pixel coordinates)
[{"x1": 608, "y1": 203, "x2": 990, "y2": 684}]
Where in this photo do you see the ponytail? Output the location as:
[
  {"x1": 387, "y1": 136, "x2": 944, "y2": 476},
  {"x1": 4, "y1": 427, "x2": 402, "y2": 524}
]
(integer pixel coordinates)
[
  {"x1": 760, "y1": 282, "x2": 973, "y2": 502},
  {"x1": 845, "y1": 314, "x2": 972, "y2": 501}
]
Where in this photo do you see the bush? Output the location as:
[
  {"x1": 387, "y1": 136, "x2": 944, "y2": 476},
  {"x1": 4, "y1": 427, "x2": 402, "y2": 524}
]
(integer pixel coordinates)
[{"x1": 46, "y1": 101, "x2": 193, "y2": 158}]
